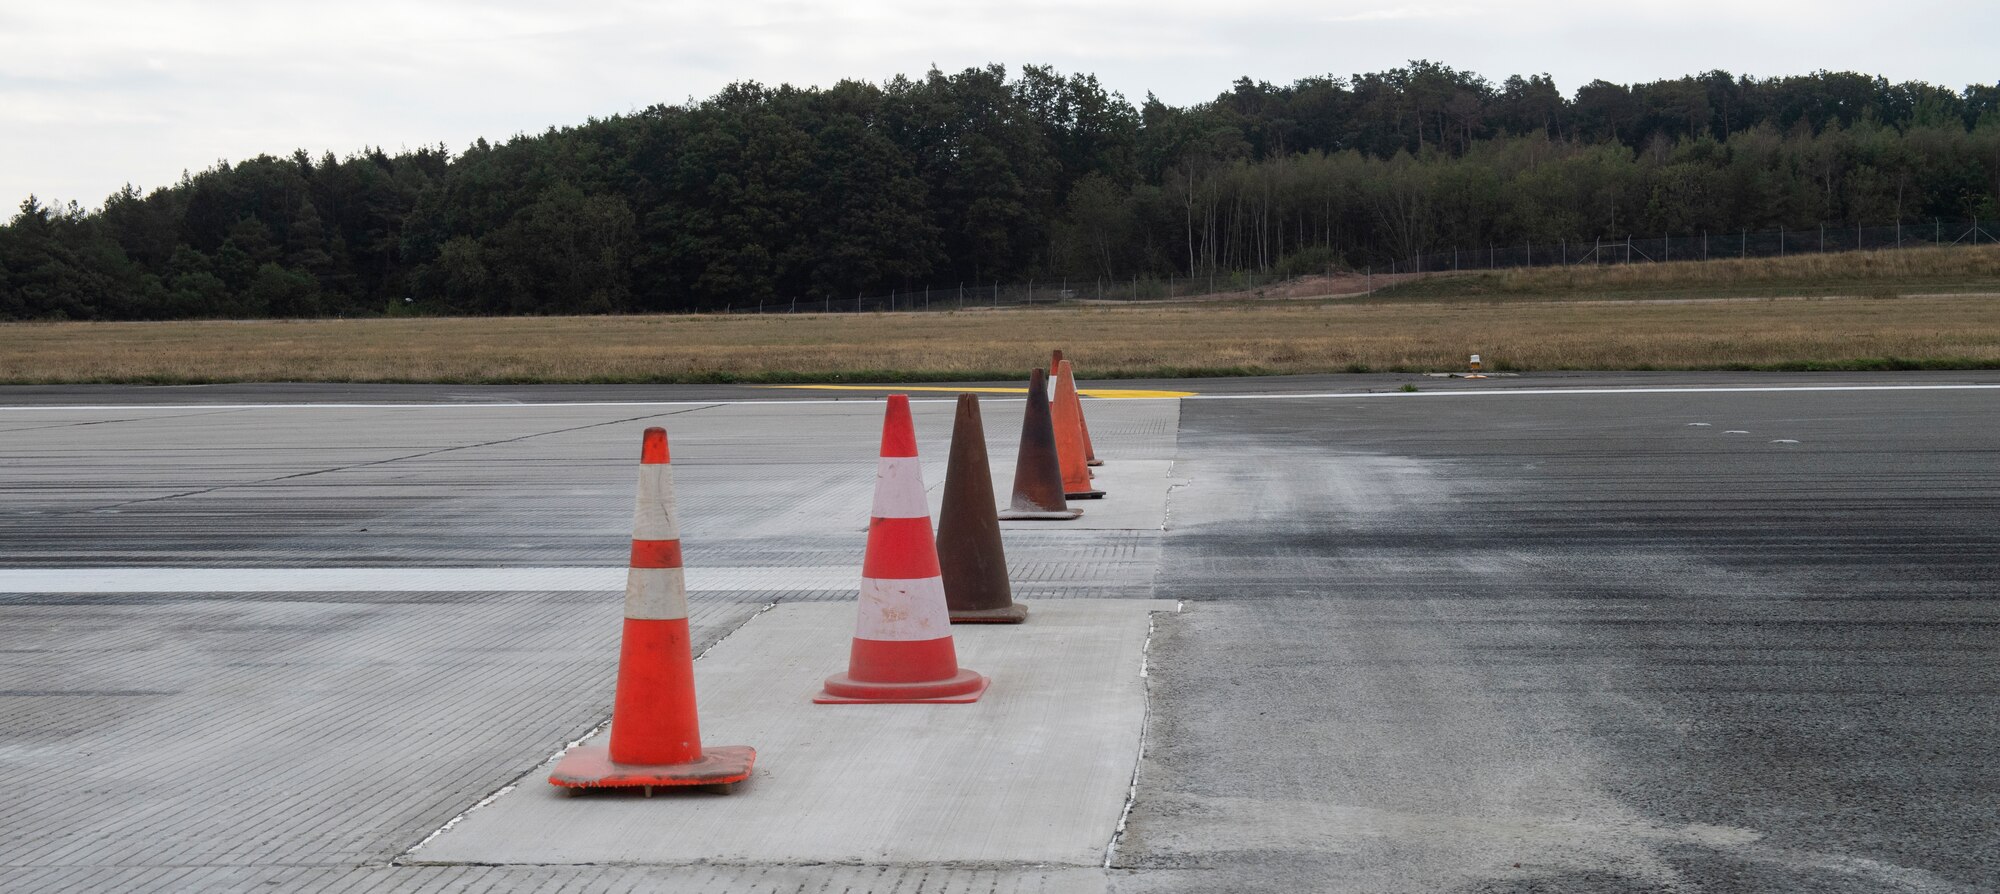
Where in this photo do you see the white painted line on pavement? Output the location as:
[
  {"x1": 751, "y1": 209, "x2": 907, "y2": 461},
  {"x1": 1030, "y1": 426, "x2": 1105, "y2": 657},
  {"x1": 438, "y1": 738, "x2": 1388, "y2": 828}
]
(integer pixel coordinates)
[
  {"x1": 0, "y1": 398, "x2": 976, "y2": 412},
  {"x1": 1186, "y1": 384, "x2": 2000, "y2": 400},
  {"x1": 0, "y1": 566, "x2": 857, "y2": 594}
]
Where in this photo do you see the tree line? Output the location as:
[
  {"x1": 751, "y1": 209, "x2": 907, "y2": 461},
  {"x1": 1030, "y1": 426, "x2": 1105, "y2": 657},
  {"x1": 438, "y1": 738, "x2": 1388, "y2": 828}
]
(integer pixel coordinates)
[{"x1": 4, "y1": 62, "x2": 1998, "y2": 320}]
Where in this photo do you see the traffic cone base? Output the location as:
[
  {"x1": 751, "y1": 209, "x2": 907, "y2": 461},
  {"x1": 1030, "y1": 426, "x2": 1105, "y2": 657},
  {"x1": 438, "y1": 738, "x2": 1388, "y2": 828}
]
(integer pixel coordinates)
[
  {"x1": 816, "y1": 668, "x2": 989, "y2": 704},
  {"x1": 951, "y1": 603, "x2": 1030, "y2": 624},
  {"x1": 999, "y1": 506, "x2": 1084, "y2": 520},
  {"x1": 549, "y1": 744, "x2": 756, "y2": 790}
]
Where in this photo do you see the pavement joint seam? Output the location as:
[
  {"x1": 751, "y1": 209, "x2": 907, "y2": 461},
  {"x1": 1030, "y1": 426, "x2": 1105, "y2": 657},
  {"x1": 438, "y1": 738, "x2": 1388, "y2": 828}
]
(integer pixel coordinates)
[
  {"x1": 394, "y1": 596, "x2": 781, "y2": 867},
  {"x1": 1101, "y1": 602, "x2": 1185, "y2": 872},
  {"x1": 54, "y1": 403, "x2": 725, "y2": 518}
]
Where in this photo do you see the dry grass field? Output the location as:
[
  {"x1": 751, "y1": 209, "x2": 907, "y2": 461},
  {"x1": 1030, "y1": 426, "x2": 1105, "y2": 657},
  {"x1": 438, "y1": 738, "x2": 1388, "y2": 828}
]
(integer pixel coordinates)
[{"x1": 3, "y1": 289, "x2": 1998, "y2": 383}]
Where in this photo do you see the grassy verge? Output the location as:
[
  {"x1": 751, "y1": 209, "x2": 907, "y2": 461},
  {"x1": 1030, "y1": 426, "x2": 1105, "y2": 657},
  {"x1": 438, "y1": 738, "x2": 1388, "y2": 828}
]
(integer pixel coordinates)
[{"x1": 3, "y1": 285, "x2": 1998, "y2": 383}]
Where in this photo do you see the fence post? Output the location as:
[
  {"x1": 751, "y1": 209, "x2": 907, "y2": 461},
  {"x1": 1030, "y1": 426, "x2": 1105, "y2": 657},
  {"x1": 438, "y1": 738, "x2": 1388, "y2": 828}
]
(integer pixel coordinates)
[
  {"x1": 993, "y1": 282, "x2": 998, "y2": 308},
  {"x1": 959, "y1": 282, "x2": 964, "y2": 310},
  {"x1": 925, "y1": 286, "x2": 930, "y2": 310},
  {"x1": 1780, "y1": 225, "x2": 1785, "y2": 257},
  {"x1": 1526, "y1": 239, "x2": 1532, "y2": 269},
  {"x1": 1820, "y1": 224, "x2": 1825, "y2": 253},
  {"x1": 1741, "y1": 229, "x2": 1746, "y2": 259},
  {"x1": 1664, "y1": 232, "x2": 1670, "y2": 262},
  {"x1": 1703, "y1": 231, "x2": 1708, "y2": 261}
]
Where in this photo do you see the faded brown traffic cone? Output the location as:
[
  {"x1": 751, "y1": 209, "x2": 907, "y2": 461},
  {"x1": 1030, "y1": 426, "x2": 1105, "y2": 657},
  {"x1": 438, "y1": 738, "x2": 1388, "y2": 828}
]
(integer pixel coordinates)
[
  {"x1": 1053, "y1": 350, "x2": 1102, "y2": 466},
  {"x1": 1000, "y1": 368, "x2": 1083, "y2": 520},
  {"x1": 1052, "y1": 360, "x2": 1104, "y2": 500},
  {"x1": 937, "y1": 394, "x2": 1028, "y2": 623}
]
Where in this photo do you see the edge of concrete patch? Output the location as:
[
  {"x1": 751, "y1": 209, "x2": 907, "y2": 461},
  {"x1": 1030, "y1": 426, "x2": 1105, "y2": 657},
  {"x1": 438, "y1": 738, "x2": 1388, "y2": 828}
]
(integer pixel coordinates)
[{"x1": 409, "y1": 598, "x2": 1181, "y2": 868}]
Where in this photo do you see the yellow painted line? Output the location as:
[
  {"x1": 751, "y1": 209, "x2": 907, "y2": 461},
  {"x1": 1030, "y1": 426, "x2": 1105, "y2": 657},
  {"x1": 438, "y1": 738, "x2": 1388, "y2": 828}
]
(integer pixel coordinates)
[{"x1": 755, "y1": 384, "x2": 1196, "y2": 399}]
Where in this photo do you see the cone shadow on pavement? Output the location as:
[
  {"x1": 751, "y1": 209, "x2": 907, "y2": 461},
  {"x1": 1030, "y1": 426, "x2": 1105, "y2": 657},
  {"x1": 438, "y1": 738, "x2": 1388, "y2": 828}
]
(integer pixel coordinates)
[
  {"x1": 817, "y1": 394, "x2": 989, "y2": 703},
  {"x1": 1000, "y1": 368, "x2": 1084, "y2": 520},
  {"x1": 938, "y1": 394, "x2": 1028, "y2": 624},
  {"x1": 549, "y1": 427, "x2": 755, "y2": 793}
]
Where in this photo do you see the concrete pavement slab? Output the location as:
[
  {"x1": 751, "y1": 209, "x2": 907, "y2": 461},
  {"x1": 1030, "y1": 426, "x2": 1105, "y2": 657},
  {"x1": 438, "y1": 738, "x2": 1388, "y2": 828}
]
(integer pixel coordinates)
[{"x1": 412, "y1": 599, "x2": 1177, "y2": 867}]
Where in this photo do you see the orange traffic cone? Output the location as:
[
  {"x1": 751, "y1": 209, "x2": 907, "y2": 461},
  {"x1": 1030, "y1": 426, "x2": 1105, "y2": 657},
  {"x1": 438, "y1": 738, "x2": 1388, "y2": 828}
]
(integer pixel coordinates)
[
  {"x1": 549, "y1": 427, "x2": 755, "y2": 791},
  {"x1": 1052, "y1": 350, "x2": 1102, "y2": 466},
  {"x1": 1051, "y1": 360, "x2": 1104, "y2": 499},
  {"x1": 817, "y1": 395, "x2": 989, "y2": 703}
]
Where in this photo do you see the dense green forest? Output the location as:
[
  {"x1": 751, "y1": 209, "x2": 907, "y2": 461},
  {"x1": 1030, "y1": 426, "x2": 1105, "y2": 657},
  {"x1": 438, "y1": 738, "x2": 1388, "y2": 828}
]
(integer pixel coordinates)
[{"x1": 4, "y1": 62, "x2": 1998, "y2": 319}]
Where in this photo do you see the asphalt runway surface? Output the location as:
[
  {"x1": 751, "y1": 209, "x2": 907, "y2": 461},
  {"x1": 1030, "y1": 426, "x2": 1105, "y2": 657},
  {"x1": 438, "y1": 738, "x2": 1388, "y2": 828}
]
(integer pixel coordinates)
[{"x1": 2, "y1": 372, "x2": 1996, "y2": 892}]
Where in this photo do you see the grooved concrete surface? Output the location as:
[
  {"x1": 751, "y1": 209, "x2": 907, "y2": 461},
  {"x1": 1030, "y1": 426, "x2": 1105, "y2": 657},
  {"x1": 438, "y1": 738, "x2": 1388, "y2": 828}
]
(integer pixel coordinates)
[
  {"x1": 0, "y1": 395, "x2": 1175, "y2": 893},
  {"x1": 4, "y1": 375, "x2": 1999, "y2": 892}
]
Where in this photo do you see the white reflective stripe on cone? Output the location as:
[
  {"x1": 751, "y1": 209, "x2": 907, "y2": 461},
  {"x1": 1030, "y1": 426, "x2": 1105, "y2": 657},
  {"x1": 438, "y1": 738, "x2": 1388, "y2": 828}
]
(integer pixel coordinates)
[
  {"x1": 869, "y1": 456, "x2": 930, "y2": 520},
  {"x1": 625, "y1": 567, "x2": 689, "y2": 620},
  {"x1": 853, "y1": 575, "x2": 951, "y2": 641},
  {"x1": 632, "y1": 465, "x2": 680, "y2": 541}
]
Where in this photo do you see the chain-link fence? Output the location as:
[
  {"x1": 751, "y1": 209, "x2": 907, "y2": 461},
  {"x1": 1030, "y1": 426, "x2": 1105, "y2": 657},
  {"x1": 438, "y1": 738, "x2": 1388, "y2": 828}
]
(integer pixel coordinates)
[
  {"x1": 1389, "y1": 218, "x2": 1996, "y2": 276},
  {"x1": 716, "y1": 218, "x2": 1997, "y2": 314}
]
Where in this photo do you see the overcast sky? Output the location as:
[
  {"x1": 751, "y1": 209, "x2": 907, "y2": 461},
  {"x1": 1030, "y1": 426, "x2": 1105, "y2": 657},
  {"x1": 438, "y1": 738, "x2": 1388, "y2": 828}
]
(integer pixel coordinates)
[{"x1": 4, "y1": 0, "x2": 1995, "y2": 212}]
